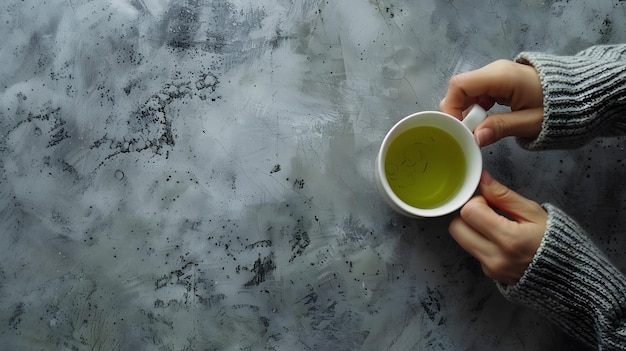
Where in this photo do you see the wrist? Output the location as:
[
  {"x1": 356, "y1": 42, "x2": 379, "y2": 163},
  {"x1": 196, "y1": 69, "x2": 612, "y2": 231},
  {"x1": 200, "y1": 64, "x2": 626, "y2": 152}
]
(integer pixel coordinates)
[
  {"x1": 515, "y1": 49, "x2": 626, "y2": 150},
  {"x1": 497, "y1": 203, "x2": 626, "y2": 349}
]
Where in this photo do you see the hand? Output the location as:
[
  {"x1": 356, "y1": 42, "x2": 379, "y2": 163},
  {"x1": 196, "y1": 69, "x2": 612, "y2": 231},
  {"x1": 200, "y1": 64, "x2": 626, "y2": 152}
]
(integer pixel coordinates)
[
  {"x1": 448, "y1": 171, "x2": 547, "y2": 285},
  {"x1": 440, "y1": 60, "x2": 544, "y2": 147}
]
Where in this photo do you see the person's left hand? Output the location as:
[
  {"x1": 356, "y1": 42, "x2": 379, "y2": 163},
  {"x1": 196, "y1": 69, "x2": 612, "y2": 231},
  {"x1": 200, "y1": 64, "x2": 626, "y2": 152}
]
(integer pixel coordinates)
[{"x1": 449, "y1": 171, "x2": 547, "y2": 285}]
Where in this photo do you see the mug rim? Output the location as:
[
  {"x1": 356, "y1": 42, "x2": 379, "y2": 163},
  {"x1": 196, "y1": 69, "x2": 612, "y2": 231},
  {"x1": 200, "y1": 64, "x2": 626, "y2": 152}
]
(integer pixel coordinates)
[{"x1": 376, "y1": 110, "x2": 482, "y2": 218}]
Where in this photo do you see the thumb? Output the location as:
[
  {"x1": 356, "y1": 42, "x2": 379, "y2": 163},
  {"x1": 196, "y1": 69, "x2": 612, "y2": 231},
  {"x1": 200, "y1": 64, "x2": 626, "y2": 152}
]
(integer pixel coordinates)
[
  {"x1": 473, "y1": 107, "x2": 543, "y2": 147},
  {"x1": 478, "y1": 171, "x2": 545, "y2": 223}
]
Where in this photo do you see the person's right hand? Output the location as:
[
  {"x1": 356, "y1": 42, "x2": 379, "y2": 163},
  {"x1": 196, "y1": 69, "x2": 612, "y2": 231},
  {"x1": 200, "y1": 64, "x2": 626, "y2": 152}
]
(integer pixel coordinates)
[
  {"x1": 449, "y1": 171, "x2": 547, "y2": 285},
  {"x1": 440, "y1": 59, "x2": 544, "y2": 147}
]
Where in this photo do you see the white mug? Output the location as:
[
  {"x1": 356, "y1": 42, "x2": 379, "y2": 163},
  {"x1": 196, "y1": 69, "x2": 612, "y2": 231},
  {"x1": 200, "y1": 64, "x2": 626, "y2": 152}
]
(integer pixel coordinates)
[{"x1": 375, "y1": 105, "x2": 487, "y2": 218}]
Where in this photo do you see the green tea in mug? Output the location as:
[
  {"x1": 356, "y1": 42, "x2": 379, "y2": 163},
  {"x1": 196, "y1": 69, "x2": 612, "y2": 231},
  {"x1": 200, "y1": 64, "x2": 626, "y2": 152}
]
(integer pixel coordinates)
[{"x1": 384, "y1": 126, "x2": 466, "y2": 209}]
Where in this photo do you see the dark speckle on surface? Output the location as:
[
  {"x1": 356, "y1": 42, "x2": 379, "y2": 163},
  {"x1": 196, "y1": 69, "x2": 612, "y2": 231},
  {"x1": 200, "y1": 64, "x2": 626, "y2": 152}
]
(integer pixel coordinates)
[{"x1": 270, "y1": 164, "x2": 281, "y2": 173}]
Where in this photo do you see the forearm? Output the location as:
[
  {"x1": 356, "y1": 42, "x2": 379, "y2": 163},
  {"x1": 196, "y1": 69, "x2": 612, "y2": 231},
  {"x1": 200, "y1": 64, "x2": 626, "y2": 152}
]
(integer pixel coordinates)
[
  {"x1": 516, "y1": 44, "x2": 626, "y2": 150},
  {"x1": 498, "y1": 204, "x2": 626, "y2": 349}
]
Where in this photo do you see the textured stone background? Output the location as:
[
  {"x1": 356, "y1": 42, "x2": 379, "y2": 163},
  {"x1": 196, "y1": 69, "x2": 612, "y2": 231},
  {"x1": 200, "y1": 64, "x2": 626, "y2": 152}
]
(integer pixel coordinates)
[{"x1": 1, "y1": 0, "x2": 625, "y2": 349}]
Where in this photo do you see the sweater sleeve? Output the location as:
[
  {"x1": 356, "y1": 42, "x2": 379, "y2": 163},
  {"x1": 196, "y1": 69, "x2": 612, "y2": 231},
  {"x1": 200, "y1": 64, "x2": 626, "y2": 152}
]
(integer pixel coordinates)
[
  {"x1": 515, "y1": 44, "x2": 626, "y2": 150},
  {"x1": 497, "y1": 204, "x2": 626, "y2": 350}
]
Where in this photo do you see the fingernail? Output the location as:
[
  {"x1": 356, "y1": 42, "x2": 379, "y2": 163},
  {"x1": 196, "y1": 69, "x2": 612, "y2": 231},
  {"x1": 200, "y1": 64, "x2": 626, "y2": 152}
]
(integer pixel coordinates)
[
  {"x1": 474, "y1": 129, "x2": 492, "y2": 147},
  {"x1": 439, "y1": 98, "x2": 447, "y2": 112},
  {"x1": 481, "y1": 170, "x2": 494, "y2": 185}
]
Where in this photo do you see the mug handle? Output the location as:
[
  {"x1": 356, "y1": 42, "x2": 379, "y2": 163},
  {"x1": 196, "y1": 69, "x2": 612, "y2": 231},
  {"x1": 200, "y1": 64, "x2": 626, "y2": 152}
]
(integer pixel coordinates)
[{"x1": 462, "y1": 104, "x2": 487, "y2": 132}]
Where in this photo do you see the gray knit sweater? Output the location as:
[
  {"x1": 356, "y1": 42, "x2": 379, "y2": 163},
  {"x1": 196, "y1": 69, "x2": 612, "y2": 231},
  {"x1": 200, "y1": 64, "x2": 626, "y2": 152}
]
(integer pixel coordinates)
[{"x1": 497, "y1": 45, "x2": 626, "y2": 350}]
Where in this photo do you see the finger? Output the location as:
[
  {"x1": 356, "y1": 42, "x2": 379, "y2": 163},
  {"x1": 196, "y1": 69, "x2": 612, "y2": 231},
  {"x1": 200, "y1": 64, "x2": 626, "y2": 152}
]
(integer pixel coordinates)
[
  {"x1": 476, "y1": 171, "x2": 545, "y2": 223},
  {"x1": 440, "y1": 96, "x2": 496, "y2": 122},
  {"x1": 449, "y1": 215, "x2": 498, "y2": 260},
  {"x1": 441, "y1": 60, "x2": 542, "y2": 119},
  {"x1": 451, "y1": 209, "x2": 533, "y2": 286},
  {"x1": 473, "y1": 107, "x2": 544, "y2": 146},
  {"x1": 440, "y1": 60, "x2": 515, "y2": 117},
  {"x1": 440, "y1": 96, "x2": 490, "y2": 120},
  {"x1": 458, "y1": 192, "x2": 512, "y2": 244},
  {"x1": 439, "y1": 91, "x2": 487, "y2": 120}
]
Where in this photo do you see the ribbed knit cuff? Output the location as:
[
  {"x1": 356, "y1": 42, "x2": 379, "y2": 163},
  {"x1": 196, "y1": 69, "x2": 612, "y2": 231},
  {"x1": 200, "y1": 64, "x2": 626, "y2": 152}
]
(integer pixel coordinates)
[
  {"x1": 497, "y1": 204, "x2": 626, "y2": 350},
  {"x1": 515, "y1": 45, "x2": 626, "y2": 150}
]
